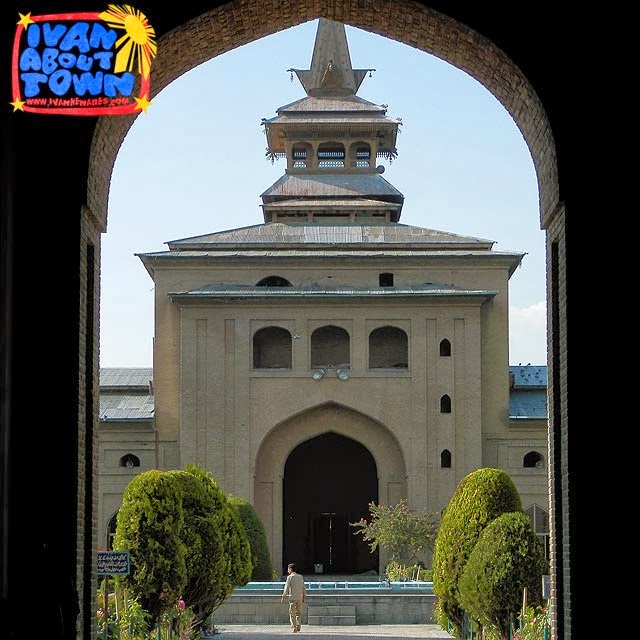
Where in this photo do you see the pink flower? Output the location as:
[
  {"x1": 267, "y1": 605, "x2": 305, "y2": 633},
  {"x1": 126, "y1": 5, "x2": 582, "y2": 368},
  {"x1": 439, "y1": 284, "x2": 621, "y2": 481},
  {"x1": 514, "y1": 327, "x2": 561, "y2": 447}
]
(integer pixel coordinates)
[{"x1": 178, "y1": 599, "x2": 186, "y2": 611}]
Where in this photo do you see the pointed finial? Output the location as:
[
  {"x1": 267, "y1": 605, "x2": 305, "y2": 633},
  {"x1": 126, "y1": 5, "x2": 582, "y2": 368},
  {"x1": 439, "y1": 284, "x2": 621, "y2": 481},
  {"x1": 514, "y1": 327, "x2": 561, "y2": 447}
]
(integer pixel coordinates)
[{"x1": 287, "y1": 19, "x2": 374, "y2": 97}]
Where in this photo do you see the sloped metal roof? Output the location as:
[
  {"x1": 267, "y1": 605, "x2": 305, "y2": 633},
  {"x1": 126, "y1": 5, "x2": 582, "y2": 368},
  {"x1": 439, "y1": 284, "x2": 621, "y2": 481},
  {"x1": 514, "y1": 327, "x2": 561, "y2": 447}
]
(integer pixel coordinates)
[
  {"x1": 169, "y1": 283, "x2": 496, "y2": 301},
  {"x1": 263, "y1": 198, "x2": 401, "y2": 209},
  {"x1": 509, "y1": 365, "x2": 547, "y2": 388},
  {"x1": 99, "y1": 368, "x2": 154, "y2": 422},
  {"x1": 100, "y1": 367, "x2": 152, "y2": 388},
  {"x1": 509, "y1": 389, "x2": 547, "y2": 419},
  {"x1": 508, "y1": 365, "x2": 548, "y2": 419},
  {"x1": 164, "y1": 222, "x2": 494, "y2": 249},
  {"x1": 273, "y1": 95, "x2": 387, "y2": 114},
  {"x1": 260, "y1": 174, "x2": 404, "y2": 202},
  {"x1": 99, "y1": 392, "x2": 154, "y2": 421}
]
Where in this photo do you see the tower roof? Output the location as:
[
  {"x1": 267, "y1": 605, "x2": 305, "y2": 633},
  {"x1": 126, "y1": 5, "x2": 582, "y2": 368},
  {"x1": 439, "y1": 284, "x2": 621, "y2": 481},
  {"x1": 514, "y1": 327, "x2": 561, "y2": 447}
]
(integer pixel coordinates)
[{"x1": 288, "y1": 18, "x2": 374, "y2": 97}]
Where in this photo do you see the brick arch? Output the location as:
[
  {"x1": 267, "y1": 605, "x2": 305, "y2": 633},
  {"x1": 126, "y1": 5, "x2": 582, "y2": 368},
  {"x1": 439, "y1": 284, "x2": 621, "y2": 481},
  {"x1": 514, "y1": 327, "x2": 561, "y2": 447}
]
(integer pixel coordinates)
[{"x1": 87, "y1": 0, "x2": 557, "y2": 233}]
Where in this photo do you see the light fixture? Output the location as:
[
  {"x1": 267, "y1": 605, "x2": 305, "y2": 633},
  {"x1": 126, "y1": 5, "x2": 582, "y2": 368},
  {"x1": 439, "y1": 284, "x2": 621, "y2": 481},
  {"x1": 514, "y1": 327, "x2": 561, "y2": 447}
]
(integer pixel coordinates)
[
  {"x1": 312, "y1": 369, "x2": 326, "y2": 380},
  {"x1": 336, "y1": 368, "x2": 349, "y2": 381}
]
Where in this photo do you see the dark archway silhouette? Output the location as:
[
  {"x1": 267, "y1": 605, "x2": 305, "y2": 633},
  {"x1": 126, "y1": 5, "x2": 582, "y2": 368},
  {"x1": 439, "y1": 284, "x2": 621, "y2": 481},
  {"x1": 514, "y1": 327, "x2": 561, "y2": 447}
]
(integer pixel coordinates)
[
  {"x1": 1, "y1": 4, "x2": 586, "y2": 638},
  {"x1": 282, "y1": 432, "x2": 378, "y2": 575}
]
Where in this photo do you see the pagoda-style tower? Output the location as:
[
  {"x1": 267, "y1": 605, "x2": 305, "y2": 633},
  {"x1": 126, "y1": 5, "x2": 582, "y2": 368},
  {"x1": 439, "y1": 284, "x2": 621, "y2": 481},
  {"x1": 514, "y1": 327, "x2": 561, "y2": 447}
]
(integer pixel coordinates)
[{"x1": 260, "y1": 18, "x2": 405, "y2": 224}]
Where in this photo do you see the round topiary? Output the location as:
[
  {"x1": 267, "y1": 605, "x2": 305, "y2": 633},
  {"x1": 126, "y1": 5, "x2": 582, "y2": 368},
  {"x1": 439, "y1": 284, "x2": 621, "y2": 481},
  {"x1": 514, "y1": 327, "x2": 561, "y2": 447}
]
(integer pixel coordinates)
[
  {"x1": 228, "y1": 495, "x2": 273, "y2": 580},
  {"x1": 431, "y1": 467, "x2": 522, "y2": 637},
  {"x1": 458, "y1": 511, "x2": 548, "y2": 639}
]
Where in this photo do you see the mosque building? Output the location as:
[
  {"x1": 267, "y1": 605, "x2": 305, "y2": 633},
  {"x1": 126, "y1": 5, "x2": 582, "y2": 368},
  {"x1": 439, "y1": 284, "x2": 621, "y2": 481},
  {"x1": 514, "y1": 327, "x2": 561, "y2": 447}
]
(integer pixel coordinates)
[{"x1": 98, "y1": 19, "x2": 548, "y2": 575}]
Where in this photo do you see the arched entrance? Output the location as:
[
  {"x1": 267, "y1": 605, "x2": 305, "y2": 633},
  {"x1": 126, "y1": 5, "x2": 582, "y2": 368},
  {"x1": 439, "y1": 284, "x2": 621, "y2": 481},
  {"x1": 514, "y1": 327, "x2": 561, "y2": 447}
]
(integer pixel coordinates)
[
  {"x1": 282, "y1": 433, "x2": 378, "y2": 576},
  {"x1": 254, "y1": 402, "x2": 406, "y2": 576}
]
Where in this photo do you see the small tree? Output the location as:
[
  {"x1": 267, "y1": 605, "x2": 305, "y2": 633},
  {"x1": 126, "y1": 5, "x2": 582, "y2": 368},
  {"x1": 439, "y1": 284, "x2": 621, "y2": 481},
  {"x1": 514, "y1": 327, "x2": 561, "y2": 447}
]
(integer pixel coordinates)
[
  {"x1": 458, "y1": 511, "x2": 548, "y2": 640},
  {"x1": 228, "y1": 495, "x2": 273, "y2": 580},
  {"x1": 167, "y1": 467, "x2": 228, "y2": 628},
  {"x1": 113, "y1": 470, "x2": 187, "y2": 631},
  {"x1": 187, "y1": 467, "x2": 252, "y2": 616},
  {"x1": 432, "y1": 468, "x2": 522, "y2": 638},
  {"x1": 350, "y1": 499, "x2": 439, "y2": 566}
]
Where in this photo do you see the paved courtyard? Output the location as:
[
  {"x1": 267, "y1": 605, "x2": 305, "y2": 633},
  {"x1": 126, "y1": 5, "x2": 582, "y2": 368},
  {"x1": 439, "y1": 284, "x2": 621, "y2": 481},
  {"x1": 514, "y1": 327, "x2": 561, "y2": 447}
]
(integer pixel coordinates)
[{"x1": 212, "y1": 623, "x2": 455, "y2": 638}]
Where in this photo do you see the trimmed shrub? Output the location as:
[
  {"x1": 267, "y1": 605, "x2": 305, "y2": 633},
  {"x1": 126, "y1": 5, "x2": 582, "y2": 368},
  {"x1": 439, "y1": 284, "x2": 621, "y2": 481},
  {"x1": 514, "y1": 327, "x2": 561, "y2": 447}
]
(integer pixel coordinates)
[
  {"x1": 183, "y1": 466, "x2": 253, "y2": 616},
  {"x1": 113, "y1": 470, "x2": 187, "y2": 630},
  {"x1": 167, "y1": 467, "x2": 228, "y2": 626},
  {"x1": 432, "y1": 468, "x2": 522, "y2": 637},
  {"x1": 228, "y1": 495, "x2": 273, "y2": 580},
  {"x1": 458, "y1": 511, "x2": 548, "y2": 640}
]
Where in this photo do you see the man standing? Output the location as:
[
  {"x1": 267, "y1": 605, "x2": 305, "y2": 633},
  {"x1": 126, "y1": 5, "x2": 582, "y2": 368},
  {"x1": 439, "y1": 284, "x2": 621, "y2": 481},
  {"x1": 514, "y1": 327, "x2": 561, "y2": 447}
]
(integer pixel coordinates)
[{"x1": 281, "y1": 562, "x2": 306, "y2": 632}]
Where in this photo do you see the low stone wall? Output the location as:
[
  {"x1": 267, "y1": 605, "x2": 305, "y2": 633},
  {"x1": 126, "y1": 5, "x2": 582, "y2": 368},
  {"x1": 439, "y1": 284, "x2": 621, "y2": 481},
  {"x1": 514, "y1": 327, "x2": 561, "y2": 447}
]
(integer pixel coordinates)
[{"x1": 213, "y1": 592, "x2": 437, "y2": 625}]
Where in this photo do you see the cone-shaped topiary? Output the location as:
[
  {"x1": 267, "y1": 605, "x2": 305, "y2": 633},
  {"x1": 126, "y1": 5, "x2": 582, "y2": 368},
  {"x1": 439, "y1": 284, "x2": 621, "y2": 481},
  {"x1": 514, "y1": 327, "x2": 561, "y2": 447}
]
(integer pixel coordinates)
[
  {"x1": 183, "y1": 465, "x2": 253, "y2": 616},
  {"x1": 166, "y1": 467, "x2": 228, "y2": 626},
  {"x1": 113, "y1": 470, "x2": 187, "y2": 630},
  {"x1": 432, "y1": 468, "x2": 522, "y2": 637},
  {"x1": 458, "y1": 511, "x2": 549, "y2": 640},
  {"x1": 228, "y1": 495, "x2": 273, "y2": 580}
]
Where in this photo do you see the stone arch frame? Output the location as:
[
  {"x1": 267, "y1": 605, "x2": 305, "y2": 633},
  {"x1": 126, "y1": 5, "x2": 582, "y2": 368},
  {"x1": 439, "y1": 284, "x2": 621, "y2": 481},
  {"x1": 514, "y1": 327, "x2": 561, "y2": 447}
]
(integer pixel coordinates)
[
  {"x1": 78, "y1": 2, "x2": 568, "y2": 636},
  {"x1": 253, "y1": 401, "x2": 407, "y2": 574},
  {"x1": 87, "y1": 2, "x2": 557, "y2": 232},
  {"x1": 0, "y1": 3, "x2": 585, "y2": 639}
]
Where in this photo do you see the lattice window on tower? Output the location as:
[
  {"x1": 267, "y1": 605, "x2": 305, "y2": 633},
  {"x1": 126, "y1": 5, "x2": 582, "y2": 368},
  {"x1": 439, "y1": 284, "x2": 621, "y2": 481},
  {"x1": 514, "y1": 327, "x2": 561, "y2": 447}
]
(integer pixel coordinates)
[
  {"x1": 318, "y1": 142, "x2": 345, "y2": 168},
  {"x1": 354, "y1": 142, "x2": 371, "y2": 167},
  {"x1": 292, "y1": 142, "x2": 310, "y2": 168},
  {"x1": 348, "y1": 141, "x2": 371, "y2": 167}
]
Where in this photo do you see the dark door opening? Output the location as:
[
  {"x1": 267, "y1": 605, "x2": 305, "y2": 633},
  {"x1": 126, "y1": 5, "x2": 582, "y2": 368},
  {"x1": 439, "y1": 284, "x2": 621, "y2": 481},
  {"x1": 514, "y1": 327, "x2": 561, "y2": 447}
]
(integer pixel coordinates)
[{"x1": 282, "y1": 432, "x2": 378, "y2": 576}]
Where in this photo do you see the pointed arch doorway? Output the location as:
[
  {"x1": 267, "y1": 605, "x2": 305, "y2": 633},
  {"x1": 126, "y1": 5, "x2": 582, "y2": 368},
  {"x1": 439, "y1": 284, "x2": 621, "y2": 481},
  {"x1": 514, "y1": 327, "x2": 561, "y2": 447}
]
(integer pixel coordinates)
[{"x1": 283, "y1": 432, "x2": 378, "y2": 576}]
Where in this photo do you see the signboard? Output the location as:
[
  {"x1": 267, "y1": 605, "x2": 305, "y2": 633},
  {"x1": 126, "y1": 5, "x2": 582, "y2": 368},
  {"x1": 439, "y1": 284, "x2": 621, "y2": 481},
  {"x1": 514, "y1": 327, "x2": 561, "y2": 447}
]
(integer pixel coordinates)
[
  {"x1": 97, "y1": 550, "x2": 130, "y2": 575},
  {"x1": 10, "y1": 4, "x2": 156, "y2": 115}
]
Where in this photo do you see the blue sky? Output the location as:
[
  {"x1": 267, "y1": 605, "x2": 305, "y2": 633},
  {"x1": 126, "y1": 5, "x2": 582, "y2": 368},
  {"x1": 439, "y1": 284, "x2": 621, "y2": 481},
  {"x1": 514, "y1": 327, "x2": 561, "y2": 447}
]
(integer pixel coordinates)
[{"x1": 100, "y1": 19, "x2": 546, "y2": 368}]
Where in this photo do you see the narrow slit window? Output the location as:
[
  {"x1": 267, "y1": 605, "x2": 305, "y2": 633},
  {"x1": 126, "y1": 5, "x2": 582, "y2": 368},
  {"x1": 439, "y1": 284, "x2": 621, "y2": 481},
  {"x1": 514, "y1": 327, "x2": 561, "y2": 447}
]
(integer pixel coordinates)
[{"x1": 440, "y1": 394, "x2": 452, "y2": 413}]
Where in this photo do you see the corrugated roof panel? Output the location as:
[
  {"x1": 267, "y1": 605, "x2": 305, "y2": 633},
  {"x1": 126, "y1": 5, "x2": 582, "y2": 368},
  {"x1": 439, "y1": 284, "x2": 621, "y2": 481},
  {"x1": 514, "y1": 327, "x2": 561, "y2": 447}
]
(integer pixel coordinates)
[
  {"x1": 100, "y1": 367, "x2": 152, "y2": 388},
  {"x1": 169, "y1": 283, "x2": 496, "y2": 300},
  {"x1": 164, "y1": 222, "x2": 494, "y2": 248},
  {"x1": 509, "y1": 365, "x2": 547, "y2": 387},
  {"x1": 264, "y1": 198, "x2": 401, "y2": 209},
  {"x1": 141, "y1": 249, "x2": 517, "y2": 260},
  {"x1": 260, "y1": 174, "x2": 404, "y2": 201},
  {"x1": 99, "y1": 392, "x2": 154, "y2": 421},
  {"x1": 509, "y1": 389, "x2": 547, "y2": 418},
  {"x1": 274, "y1": 95, "x2": 387, "y2": 113}
]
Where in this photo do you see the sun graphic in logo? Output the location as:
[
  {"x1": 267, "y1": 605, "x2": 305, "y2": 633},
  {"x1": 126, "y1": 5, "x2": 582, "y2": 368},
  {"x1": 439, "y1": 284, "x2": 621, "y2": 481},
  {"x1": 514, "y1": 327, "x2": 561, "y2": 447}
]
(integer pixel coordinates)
[{"x1": 98, "y1": 4, "x2": 157, "y2": 80}]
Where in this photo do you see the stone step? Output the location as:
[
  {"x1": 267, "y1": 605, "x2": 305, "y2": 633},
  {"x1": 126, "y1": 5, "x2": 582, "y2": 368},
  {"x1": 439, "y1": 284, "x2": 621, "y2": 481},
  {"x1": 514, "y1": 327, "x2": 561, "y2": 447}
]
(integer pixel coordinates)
[{"x1": 307, "y1": 605, "x2": 356, "y2": 626}]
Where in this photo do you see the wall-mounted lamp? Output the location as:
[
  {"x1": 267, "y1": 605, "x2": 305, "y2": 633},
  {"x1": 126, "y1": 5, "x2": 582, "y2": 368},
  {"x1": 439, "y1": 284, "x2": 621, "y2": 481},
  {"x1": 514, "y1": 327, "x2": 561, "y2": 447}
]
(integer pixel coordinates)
[
  {"x1": 312, "y1": 369, "x2": 327, "y2": 380},
  {"x1": 336, "y1": 368, "x2": 350, "y2": 381}
]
